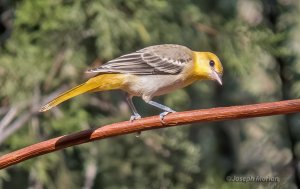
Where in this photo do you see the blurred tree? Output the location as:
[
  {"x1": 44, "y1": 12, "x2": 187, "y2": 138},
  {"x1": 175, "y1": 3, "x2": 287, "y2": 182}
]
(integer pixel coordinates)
[{"x1": 0, "y1": 0, "x2": 299, "y2": 188}]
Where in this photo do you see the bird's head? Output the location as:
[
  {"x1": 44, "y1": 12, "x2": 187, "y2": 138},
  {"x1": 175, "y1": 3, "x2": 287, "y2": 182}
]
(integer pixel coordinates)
[{"x1": 192, "y1": 52, "x2": 223, "y2": 85}]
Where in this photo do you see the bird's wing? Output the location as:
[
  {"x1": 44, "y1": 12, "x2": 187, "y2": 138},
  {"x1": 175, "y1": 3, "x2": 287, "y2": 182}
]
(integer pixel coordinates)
[{"x1": 86, "y1": 44, "x2": 193, "y2": 75}]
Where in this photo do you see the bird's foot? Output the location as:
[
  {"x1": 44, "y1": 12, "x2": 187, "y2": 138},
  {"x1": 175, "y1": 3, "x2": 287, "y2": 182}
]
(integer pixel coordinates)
[
  {"x1": 159, "y1": 109, "x2": 176, "y2": 123},
  {"x1": 130, "y1": 114, "x2": 141, "y2": 122},
  {"x1": 129, "y1": 114, "x2": 142, "y2": 137}
]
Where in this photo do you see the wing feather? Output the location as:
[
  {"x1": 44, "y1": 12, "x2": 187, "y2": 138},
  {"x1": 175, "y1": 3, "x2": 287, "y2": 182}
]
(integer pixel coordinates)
[{"x1": 86, "y1": 44, "x2": 193, "y2": 75}]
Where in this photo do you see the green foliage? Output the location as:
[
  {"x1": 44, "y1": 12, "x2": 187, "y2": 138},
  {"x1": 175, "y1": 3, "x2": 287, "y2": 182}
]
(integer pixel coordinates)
[{"x1": 0, "y1": 0, "x2": 299, "y2": 188}]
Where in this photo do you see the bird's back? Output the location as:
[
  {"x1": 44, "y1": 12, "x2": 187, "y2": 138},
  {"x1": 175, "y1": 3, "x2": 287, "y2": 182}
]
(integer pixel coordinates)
[
  {"x1": 138, "y1": 44, "x2": 193, "y2": 61},
  {"x1": 87, "y1": 44, "x2": 194, "y2": 75}
]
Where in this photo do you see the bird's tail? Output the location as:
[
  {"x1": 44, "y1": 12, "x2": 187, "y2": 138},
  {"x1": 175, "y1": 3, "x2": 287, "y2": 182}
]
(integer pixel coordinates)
[{"x1": 39, "y1": 74, "x2": 125, "y2": 112}]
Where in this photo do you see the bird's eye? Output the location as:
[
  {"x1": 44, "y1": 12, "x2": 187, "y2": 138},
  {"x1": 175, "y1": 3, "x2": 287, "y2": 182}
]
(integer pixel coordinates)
[{"x1": 209, "y1": 60, "x2": 215, "y2": 67}]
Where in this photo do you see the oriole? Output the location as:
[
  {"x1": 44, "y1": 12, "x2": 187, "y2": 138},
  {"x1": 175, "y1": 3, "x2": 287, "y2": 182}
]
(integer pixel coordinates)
[{"x1": 40, "y1": 44, "x2": 223, "y2": 121}]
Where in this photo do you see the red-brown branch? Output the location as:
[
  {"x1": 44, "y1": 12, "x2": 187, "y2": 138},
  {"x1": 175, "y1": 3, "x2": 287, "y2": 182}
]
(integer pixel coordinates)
[{"x1": 1, "y1": 99, "x2": 300, "y2": 169}]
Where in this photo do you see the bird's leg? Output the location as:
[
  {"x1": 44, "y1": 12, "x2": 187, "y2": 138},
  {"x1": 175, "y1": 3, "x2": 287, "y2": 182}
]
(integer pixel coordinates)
[
  {"x1": 126, "y1": 94, "x2": 141, "y2": 122},
  {"x1": 146, "y1": 100, "x2": 176, "y2": 121},
  {"x1": 126, "y1": 94, "x2": 142, "y2": 137}
]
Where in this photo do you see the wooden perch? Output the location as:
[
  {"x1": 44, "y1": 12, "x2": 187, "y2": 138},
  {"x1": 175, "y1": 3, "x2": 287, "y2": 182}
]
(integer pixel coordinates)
[{"x1": 1, "y1": 98, "x2": 300, "y2": 169}]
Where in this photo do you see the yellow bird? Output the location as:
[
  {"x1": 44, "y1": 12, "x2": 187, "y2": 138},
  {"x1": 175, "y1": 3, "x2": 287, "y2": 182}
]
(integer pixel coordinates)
[{"x1": 40, "y1": 44, "x2": 223, "y2": 121}]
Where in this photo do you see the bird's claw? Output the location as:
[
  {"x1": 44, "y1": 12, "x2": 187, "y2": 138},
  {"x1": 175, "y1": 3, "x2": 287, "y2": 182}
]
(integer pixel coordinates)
[
  {"x1": 159, "y1": 110, "x2": 176, "y2": 123},
  {"x1": 129, "y1": 114, "x2": 142, "y2": 137},
  {"x1": 130, "y1": 114, "x2": 141, "y2": 122}
]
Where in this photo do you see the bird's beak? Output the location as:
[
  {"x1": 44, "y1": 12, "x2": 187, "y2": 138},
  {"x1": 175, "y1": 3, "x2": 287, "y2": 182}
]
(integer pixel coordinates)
[{"x1": 212, "y1": 70, "x2": 223, "y2": 85}]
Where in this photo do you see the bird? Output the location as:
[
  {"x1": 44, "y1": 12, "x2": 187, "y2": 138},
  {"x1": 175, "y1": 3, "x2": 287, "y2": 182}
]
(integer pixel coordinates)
[{"x1": 39, "y1": 44, "x2": 223, "y2": 121}]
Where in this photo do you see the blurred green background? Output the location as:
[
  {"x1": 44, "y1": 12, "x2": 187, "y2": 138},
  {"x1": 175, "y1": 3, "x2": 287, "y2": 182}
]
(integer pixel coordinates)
[{"x1": 0, "y1": 0, "x2": 300, "y2": 188}]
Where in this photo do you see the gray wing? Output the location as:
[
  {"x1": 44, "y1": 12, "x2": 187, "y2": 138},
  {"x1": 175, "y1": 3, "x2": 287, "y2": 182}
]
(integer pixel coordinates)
[{"x1": 86, "y1": 44, "x2": 193, "y2": 75}]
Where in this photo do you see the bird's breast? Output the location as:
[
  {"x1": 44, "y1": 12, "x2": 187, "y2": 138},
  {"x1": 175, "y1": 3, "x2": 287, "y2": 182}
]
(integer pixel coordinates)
[{"x1": 122, "y1": 74, "x2": 196, "y2": 99}]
